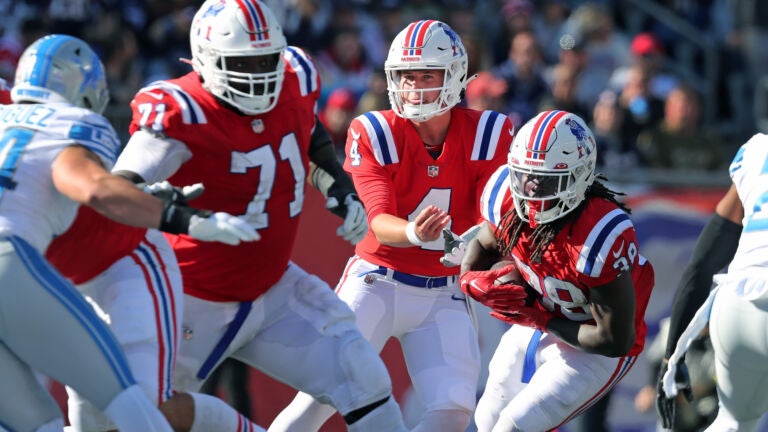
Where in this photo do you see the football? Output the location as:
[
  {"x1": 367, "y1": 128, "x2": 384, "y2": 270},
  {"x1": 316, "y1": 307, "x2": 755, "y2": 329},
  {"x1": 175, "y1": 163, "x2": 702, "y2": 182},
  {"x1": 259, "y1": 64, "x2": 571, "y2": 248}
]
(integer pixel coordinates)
[
  {"x1": 490, "y1": 259, "x2": 537, "y2": 306},
  {"x1": 490, "y1": 259, "x2": 524, "y2": 285}
]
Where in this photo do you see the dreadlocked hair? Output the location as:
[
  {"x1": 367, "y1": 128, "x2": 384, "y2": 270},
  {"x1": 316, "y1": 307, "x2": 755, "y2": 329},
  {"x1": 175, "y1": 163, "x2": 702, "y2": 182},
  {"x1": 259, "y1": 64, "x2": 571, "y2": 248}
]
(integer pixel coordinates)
[{"x1": 495, "y1": 174, "x2": 631, "y2": 263}]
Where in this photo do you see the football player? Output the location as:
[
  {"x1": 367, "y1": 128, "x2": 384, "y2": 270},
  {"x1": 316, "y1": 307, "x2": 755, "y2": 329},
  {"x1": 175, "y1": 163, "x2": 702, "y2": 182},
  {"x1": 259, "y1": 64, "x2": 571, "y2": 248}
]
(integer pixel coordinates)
[
  {"x1": 659, "y1": 133, "x2": 768, "y2": 431},
  {"x1": 109, "y1": 1, "x2": 406, "y2": 431},
  {"x1": 0, "y1": 34, "x2": 251, "y2": 432},
  {"x1": 272, "y1": 19, "x2": 513, "y2": 432},
  {"x1": 460, "y1": 110, "x2": 655, "y2": 431},
  {"x1": 654, "y1": 183, "x2": 741, "y2": 430}
]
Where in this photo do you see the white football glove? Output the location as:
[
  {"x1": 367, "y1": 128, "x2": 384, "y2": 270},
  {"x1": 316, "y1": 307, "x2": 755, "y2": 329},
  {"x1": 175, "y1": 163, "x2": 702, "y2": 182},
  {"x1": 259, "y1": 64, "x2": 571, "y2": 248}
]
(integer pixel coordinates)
[
  {"x1": 188, "y1": 212, "x2": 260, "y2": 245},
  {"x1": 143, "y1": 181, "x2": 205, "y2": 203},
  {"x1": 440, "y1": 224, "x2": 482, "y2": 267},
  {"x1": 327, "y1": 194, "x2": 367, "y2": 245}
]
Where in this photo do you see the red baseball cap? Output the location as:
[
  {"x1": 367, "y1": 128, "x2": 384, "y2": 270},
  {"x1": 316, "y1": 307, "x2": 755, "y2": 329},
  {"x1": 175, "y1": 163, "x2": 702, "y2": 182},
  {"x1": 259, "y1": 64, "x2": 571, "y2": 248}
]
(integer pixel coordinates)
[{"x1": 631, "y1": 32, "x2": 664, "y2": 56}]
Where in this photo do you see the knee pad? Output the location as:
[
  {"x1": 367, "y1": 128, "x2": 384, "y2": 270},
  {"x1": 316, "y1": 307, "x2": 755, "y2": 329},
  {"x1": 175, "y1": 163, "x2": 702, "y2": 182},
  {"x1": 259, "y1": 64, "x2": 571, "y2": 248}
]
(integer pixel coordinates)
[{"x1": 326, "y1": 331, "x2": 393, "y2": 414}]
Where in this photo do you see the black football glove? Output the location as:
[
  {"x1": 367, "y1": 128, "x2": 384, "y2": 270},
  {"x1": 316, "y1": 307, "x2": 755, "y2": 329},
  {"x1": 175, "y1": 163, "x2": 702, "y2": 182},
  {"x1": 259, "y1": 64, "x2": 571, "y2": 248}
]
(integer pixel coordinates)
[{"x1": 655, "y1": 360, "x2": 694, "y2": 429}]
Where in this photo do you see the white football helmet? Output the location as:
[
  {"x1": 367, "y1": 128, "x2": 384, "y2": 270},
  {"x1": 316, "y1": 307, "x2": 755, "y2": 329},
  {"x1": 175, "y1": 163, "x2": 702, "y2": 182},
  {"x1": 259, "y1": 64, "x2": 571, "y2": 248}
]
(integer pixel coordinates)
[
  {"x1": 190, "y1": 0, "x2": 287, "y2": 115},
  {"x1": 384, "y1": 20, "x2": 468, "y2": 122},
  {"x1": 507, "y1": 110, "x2": 597, "y2": 227},
  {"x1": 12, "y1": 34, "x2": 109, "y2": 114}
]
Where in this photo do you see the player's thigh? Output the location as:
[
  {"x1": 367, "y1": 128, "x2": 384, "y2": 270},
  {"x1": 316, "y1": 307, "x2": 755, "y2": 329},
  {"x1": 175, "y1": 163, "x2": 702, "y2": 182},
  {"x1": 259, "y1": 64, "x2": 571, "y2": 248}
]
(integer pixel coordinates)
[
  {"x1": 172, "y1": 294, "x2": 244, "y2": 393},
  {"x1": 0, "y1": 240, "x2": 133, "y2": 410},
  {"x1": 235, "y1": 263, "x2": 390, "y2": 411},
  {"x1": 0, "y1": 341, "x2": 61, "y2": 431},
  {"x1": 335, "y1": 257, "x2": 398, "y2": 352},
  {"x1": 398, "y1": 287, "x2": 480, "y2": 413},
  {"x1": 483, "y1": 326, "x2": 635, "y2": 431},
  {"x1": 709, "y1": 291, "x2": 768, "y2": 422}
]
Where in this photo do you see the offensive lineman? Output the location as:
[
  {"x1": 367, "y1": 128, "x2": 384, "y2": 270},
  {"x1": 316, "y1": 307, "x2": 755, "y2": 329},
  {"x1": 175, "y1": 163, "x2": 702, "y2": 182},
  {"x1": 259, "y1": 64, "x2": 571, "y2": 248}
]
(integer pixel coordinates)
[{"x1": 109, "y1": 1, "x2": 407, "y2": 431}]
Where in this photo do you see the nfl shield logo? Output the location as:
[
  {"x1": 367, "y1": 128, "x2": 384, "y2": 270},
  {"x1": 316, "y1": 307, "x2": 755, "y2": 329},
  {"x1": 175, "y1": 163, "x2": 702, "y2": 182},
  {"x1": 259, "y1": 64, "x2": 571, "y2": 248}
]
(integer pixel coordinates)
[
  {"x1": 428, "y1": 165, "x2": 439, "y2": 177},
  {"x1": 251, "y1": 119, "x2": 264, "y2": 134}
]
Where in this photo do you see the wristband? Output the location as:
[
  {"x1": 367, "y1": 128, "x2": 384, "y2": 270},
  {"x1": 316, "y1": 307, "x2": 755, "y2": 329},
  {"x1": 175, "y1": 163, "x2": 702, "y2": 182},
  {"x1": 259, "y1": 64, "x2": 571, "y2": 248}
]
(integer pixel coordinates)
[
  {"x1": 405, "y1": 221, "x2": 425, "y2": 246},
  {"x1": 159, "y1": 202, "x2": 209, "y2": 235}
]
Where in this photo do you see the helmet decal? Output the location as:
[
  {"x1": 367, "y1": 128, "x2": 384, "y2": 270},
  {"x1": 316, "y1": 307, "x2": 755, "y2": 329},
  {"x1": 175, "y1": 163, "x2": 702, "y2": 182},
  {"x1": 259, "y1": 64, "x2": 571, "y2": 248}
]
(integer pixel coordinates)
[
  {"x1": 565, "y1": 117, "x2": 594, "y2": 158},
  {"x1": 234, "y1": 0, "x2": 270, "y2": 41},
  {"x1": 402, "y1": 20, "x2": 436, "y2": 57},
  {"x1": 527, "y1": 110, "x2": 567, "y2": 161}
]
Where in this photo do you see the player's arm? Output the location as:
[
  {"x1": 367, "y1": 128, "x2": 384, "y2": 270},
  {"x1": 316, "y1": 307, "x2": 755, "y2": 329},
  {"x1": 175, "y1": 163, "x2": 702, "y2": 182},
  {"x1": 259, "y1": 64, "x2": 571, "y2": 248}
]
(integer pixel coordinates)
[
  {"x1": 53, "y1": 145, "x2": 257, "y2": 245},
  {"x1": 112, "y1": 127, "x2": 192, "y2": 185},
  {"x1": 547, "y1": 272, "x2": 637, "y2": 357},
  {"x1": 460, "y1": 222, "x2": 502, "y2": 273},
  {"x1": 308, "y1": 117, "x2": 367, "y2": 244},
  {"x1": 662, "y1": 184, "x2": 742, "y2": 360}
]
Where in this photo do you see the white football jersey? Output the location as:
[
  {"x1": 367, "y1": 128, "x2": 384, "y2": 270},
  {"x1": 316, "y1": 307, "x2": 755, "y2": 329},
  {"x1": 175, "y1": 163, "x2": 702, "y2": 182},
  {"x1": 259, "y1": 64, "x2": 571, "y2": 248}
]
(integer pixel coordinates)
[
  {"x1": 718, "y1": 133, "x2": 768, "y2": 299},
  {"x1": 0, "y1": 103, "x2": 120, "y2": 252}
]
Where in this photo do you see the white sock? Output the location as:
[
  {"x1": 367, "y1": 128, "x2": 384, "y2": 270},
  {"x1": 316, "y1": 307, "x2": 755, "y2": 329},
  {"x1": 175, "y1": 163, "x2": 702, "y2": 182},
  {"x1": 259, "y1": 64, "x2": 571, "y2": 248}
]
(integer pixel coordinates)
[
  {"x1": 103, "y1": 385, "x2": 172, "y2": 432},
  {"x1": 190, "y1": 392, "x2": 266, "y2": 432}
]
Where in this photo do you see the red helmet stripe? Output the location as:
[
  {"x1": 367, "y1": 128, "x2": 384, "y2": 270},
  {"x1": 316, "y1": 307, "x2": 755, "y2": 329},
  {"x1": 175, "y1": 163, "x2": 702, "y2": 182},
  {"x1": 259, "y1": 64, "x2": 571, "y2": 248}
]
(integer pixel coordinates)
[
  {"x1": 526, "y1": 110, "x2": 567, "y2": 160},
  {"x1": 235, "y1": 0, "x2": 270, "y2": 41},
  {"x1": 403, "y1": 20, "x2": 435, "y2": 56}
]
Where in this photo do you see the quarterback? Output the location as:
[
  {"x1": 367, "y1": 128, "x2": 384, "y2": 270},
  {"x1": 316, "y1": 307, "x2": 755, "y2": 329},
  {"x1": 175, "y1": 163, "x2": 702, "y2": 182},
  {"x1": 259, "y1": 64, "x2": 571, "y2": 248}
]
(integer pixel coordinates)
[{"x1": 272, "y1": 19, "x2": 513, "y2": 432}]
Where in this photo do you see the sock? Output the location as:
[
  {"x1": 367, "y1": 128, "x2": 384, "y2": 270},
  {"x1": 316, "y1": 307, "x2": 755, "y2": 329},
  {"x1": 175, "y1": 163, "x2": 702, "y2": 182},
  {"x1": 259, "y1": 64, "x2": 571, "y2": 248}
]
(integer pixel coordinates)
[
  {"x1": 103, "y1": 385, "x2": 172, "y2": 432},
  {"x1": 190, "y1": 392, "x2": 266, "y2": 432}
]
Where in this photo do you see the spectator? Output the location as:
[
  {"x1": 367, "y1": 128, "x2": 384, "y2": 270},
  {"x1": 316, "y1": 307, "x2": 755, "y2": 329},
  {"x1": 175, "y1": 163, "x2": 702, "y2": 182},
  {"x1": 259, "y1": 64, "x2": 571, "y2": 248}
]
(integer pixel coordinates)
[
  {"x1": 617, "y1": 63, "x2": 665, "y2": 157},
  {"x1": 636, "y1": 84, "x2": 724, "y2": 171},
  {"x1": 319, "y1": 87, "x2": 358, "y2": 156},
  {"x1": 538, "y1": 62, "x2": 591, "y2": 123},
  {"x1": 491, "y1": 29, "x2": 549, "y2": 129},
  {"x1": 465, "y1": 71, "x2": 508, "y2": 112},
  {"x1": 609, "y1": 32, "x2": 680, "y2": 100},
  {"x1": 591, "y1": 90, "x2": 638, "y2": 171}
]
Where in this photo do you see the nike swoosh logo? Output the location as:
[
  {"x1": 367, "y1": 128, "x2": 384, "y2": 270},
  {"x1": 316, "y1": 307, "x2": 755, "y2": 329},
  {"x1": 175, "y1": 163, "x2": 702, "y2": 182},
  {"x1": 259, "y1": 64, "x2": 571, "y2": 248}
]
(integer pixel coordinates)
[
  {"x1": 145, "y1": 91, "x2": 164, "y2": 100},
  {"x1": 612, "y1": 240, "x2": 625, "y2": 258},
  {"x1": 351, "y1": 129, "x2": 361, "y2": 140},
  {"x1": 451, "y1": 294, "x2": 467, "y2": 301},
  {"x1": 437, "y1": 47, "x2": 448, "y2": 51},
  {"x1": 508, "y1": 128, "x2": 514, "y2": 136},
  {"x1": 470, "y1": 280, "x2": 487, "y2": 294}
]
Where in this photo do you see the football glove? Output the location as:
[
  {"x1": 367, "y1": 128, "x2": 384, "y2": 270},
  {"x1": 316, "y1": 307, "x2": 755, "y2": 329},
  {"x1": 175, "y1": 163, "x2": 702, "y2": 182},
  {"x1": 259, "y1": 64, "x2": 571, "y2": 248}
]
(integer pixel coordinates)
[
  {"x1": 489, "y1": 304, "x2": 551, "y2": 331},
  {"x1": 327, "y1": 193, "x2": 367, "y2": 245},
  {"x1": 459, "y1": 264, "x2": 529, "y2": 310},
  {"x1": 142, "y1": 180, "x2": 205, "y2": 204},
  {"x1": 188, "y1": 212, "x2": 260, "y2": 245},
  {"x1": 440, "y1": 225, "x2": 482, "y2": 268},
  {"x1": 655, "y1": 360, "x2": 693, "y2": 430}
]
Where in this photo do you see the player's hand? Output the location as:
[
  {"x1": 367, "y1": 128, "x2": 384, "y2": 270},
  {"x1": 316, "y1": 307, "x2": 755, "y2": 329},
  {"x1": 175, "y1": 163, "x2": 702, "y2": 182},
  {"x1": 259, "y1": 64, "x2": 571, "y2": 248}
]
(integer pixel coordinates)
[
  {"x1": 188, "y1": 212, "x2": 260, "y2": 245},
  {"x1": 440, "y1": 229, "x2": 465, "y2": 267},
  {"x1": 655, "y1": 360, "x2": 693, "y2": 429},
  {"x1": 143, "y1": 180, "x2": 205, "y2": 205},
  {"x1": 459, "y1": 264, "x2": 528, "y2": 309},
  {"x1": 327, "y1": 194, "x2": 367, "y2": 245},
  {"x1": 490, "y1": 304, "x2": 551, "y2": 331}
]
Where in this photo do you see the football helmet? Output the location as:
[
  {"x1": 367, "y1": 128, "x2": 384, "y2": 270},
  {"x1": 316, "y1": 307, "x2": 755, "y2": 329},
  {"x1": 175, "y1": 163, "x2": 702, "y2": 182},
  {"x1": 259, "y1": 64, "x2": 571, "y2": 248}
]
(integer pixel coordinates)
[
  {"x1": 190, "y1": 0, "x2": 287, "y2": 115},
  {"x1": 384, "y1": 20, "x2": 468, "y2": 122},
  {"x1": 12, "y1": 34, "x2": 109, "y2": 114},
  {"x1": 507, "y1": 110, "x2": 596, "y2": 227}
]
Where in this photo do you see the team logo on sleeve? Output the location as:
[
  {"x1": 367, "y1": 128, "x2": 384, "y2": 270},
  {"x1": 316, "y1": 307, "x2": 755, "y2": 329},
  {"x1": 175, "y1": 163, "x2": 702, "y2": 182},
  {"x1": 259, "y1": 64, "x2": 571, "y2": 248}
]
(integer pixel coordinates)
[{"x1": 428, "y1": 165, "x2": 439, "y2": 177}]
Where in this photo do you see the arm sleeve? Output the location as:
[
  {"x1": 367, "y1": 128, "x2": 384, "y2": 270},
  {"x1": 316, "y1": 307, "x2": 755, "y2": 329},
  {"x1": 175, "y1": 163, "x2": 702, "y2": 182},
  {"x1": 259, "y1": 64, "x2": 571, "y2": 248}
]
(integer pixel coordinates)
[
  {"x1": 308, "y1": 116, "x2": 356, "y2": 199},
  {"x1": 663, "y1": 212, "x2": 742, "y2": 358}
]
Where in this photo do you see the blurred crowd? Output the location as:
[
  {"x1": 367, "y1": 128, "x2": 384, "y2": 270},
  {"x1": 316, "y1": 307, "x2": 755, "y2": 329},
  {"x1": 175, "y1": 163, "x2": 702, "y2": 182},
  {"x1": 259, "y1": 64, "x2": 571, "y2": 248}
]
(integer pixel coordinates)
[{"x1": 1, "y1": 0, "x2": 766, "y2": 175}]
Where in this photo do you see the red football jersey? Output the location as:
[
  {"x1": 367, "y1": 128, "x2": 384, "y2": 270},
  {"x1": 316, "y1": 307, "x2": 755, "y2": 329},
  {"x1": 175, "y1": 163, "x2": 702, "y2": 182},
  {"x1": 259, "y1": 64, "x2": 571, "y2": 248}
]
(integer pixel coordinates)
[
  {"x1": 345, "y1": 108, "x2": 513, "y2": 276},
  {"x1": 0, "y1": 79, "x2": 10, "y2": 105},
  {"x1": 480, "y1": 166, "x2": 654, "y2": 356},
  {"x1": 127, "y1": 48, "x2": 320, "y2": 302},
  {"x1": 46, "y1": 206, "x2": 147, "y2": 284}
]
